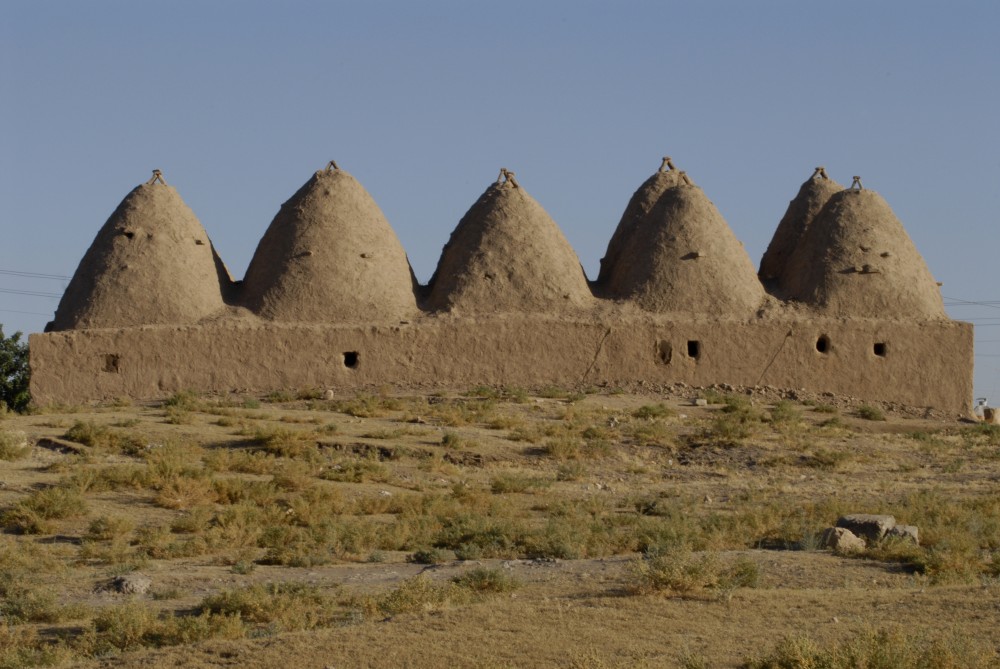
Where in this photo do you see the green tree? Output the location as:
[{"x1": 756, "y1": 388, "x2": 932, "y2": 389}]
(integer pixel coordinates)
[{"x1": 0, "y1": 325, "x2": 30, "y2": 412}]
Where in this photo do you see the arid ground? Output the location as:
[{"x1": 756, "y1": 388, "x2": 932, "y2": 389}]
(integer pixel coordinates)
[{"x1": 2, "y1": 387, "x2": 999, "y2": 668}]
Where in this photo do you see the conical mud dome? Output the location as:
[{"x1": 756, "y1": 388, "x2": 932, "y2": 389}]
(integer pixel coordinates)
[
  {"x1": 50, "y1": 171, "x2": 228, "y2": 331},
  {"x1": 241, "y1": 162, "x2": 418, "y2": 322},
  {"x1": 759, "y1": 167, "x2": 843, "y2": 292},
  {"x1": 604, "y1": 182, "x2": 766, "y2": 316},
  {"x1": 784, "y1": 179, "x2": 946, "y2": 319},
  {"x1": 425, "y1": 169, "x2": 592, "y2": 314},
  {"x1": 597, "y1": 157, "x2": 687, "y2": 284}
]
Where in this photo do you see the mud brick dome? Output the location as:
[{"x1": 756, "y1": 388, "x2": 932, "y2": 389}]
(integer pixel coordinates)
[
  {"x1": 241, "y1": 162, "x2": 419, "y2": 323},
  {"x1": 425, "y1": 169, "x2": 592, "y2": 314},
  {"x1": 779, "y1": 180, "x2": 947, "y2": 320},
  {"x1": 50, "y1": 172, "x2": 229, "y2": 330},
  {"x1": 759, "y1": 167, "x2": 844, "y2": 295},
  {"x1": 599, "y1": 161, "x2": 766, "y2": 318}
]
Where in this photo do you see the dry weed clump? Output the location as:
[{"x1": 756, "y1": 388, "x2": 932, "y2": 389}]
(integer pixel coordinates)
[
  {"x1": 2, "y1": 486, "x2": 88, "y2": 534},
  {"x1": 242, "y1": 425, "x2": 322, "y2": 459},
  {"x1": 855, "y1": 404, "x2": 886, "y2": 421},
  {"x1": 451, "y1": 567, "x2": 520, "y2": 594},
  {"x1": 628, "y1": 547, "x2": 759, "y2": 599},
  {"x1": 0, "y1": 428, "x2": 30, "y2": 460},
  {"x1": 741, "y1": 626, "x2": 999, "y2": 669},
  {"x1": 81, "y1": 600, "x2": 244, "y2": 655},
  {"x1": 63, "y1": 420, "x2": 146, "y2": 454},
  {"x1": 0, "y1": 538, "x2": 83, "y2": 626},
  {"x1": 199, "y1": 581, "x2": 337, "y2": 632},
  {"x1": 352, "y1": 569, "x2": 517, "y2": 621},
  {"x1": 0, "y1": 623, "x2": 74, "y2": 668}
]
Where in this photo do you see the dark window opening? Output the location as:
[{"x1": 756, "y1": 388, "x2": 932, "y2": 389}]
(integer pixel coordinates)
[
  {"x1": 873, "y1": 342, "x2": 887, "y2": 357},
  {"x1": 687, "y1": 340, "x2": 700, "y2": 359},
  {"x1": 104, "y1": 354, "x2": 120, "y2": 373},
  {"x1": 343, "y1": 351, "x2": 359, "y2": 369},
  {"x1": 656, "y1": 340, "x2": 672, "y2": 365},
  {"x1": 816, "y1": 335, "x2": 830, "y2": 354}
]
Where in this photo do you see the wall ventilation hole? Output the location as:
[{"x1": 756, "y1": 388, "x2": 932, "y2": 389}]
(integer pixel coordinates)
[
  {"x1": 687, "y1": 340, "x2": 700, "y2": 360},
  {"x1": 873, "y1": 342, "x2": 887, "y2": 358},
  {"x1": 816, "y1": 335, "x2": 830, "y2": 354},
  {"x1": 104, "y1": 354, "x2": 120, "y2": 373},
  {"x1": 656, "y1": 340, "x2": 672, "y2": 365},
  {"x1": 343, "y1": 351, "x2": 360, "y2": 369}
]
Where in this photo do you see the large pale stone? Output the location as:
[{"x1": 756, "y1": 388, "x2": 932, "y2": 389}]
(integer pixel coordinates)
[
  {"x1": 821, "y1": 527, "x2": 865, "y2": 554},
  {"x1": 836, "y1": 514, "x2": 896, "y2": 543}
]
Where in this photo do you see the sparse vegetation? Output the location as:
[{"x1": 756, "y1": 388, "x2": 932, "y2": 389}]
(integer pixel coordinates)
[
  {"x1": 1, "y1": 390, "x2": 998, "y2": 667},
  {"x1": 742, "y1": 627, "x2": 999, "y2": 669}
]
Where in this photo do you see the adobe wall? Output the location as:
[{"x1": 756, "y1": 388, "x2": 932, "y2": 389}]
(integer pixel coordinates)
[{"x1": 29, "y1": 314, "x2": 973, "y2": 415}]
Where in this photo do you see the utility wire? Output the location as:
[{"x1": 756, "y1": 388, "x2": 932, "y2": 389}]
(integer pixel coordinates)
[
  {"x1": 943, "y1": 296, "x2": 1000, "y2": 311},
  {"x1": 0, "y1": 269, "x2": 71, "y2": 281},
  {"x1": 0, "y1": 288, "x2": 62, "y2": 298},
  {"x1": 0, "y1": 308, "x2": 51, "y2": 316}
]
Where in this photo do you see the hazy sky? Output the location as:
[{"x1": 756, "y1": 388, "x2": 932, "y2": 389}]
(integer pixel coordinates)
[{"x1": 2, "y1": 1, "x2": 998, "y2": 400}]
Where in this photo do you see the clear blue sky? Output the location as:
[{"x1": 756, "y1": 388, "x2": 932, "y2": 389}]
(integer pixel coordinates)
[{"x1": 2, "y1": 1, "x2": 998, "y2": 401}]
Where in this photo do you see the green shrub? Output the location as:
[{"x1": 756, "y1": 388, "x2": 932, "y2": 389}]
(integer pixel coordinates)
[{"x1": 0, "y1": 326, "x2": 29, "y2": 412}]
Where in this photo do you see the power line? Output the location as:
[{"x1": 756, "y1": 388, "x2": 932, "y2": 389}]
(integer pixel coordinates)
[
  {"x1": 0, "y1": 269, "x2": 71, "y2": 281},
  {"x1": 943, "y1": 296, "x2": 1000, "y2": 311},
  {"x1": 0, "y1": 288, "x2": 62, "y2": 298},
  {"x1": 0, "y1": 308, "x2": 52, "y2": 316}
]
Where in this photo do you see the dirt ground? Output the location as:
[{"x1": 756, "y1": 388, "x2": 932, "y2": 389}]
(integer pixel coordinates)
[{"x1": 1, "y1": 388, "x2": 998, "y2": 668}]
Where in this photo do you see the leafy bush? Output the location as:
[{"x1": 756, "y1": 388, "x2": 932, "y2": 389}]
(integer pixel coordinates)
[{"x1": 0, "y1": 326, "x2": 29, "y2": 412}]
